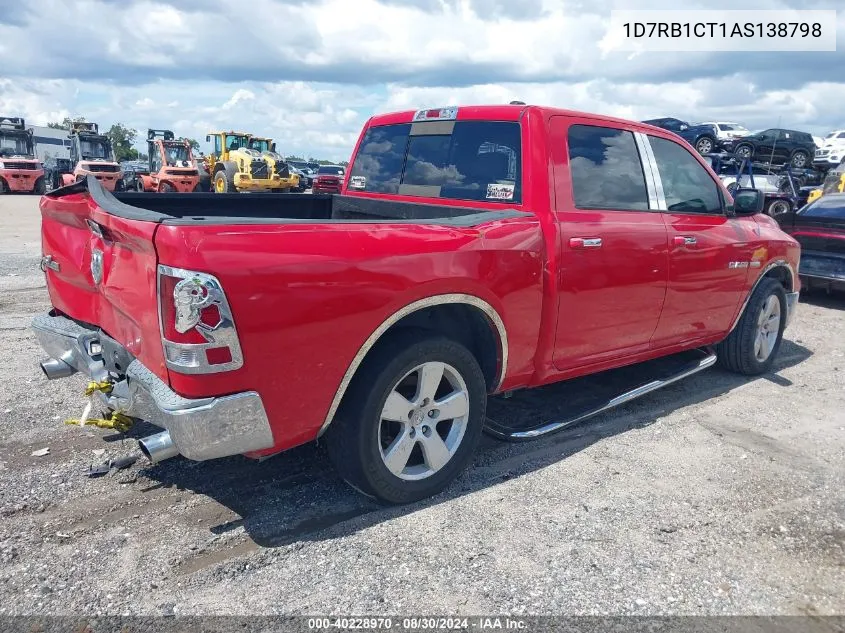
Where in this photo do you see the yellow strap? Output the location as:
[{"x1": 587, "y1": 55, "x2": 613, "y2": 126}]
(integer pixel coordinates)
[
  {"x1": 84, "y1": 380, "x2": 114, "y2": 396},
  {"x1": 64, "y1": 412, "x2": 133, "y2": 433}
]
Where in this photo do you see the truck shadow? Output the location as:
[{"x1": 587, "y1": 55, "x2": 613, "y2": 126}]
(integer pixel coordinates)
[
  {"x1": 138, "y1": 340, "x2": 812, "y2": 559},
  {"x1": 799, "y1": 288, "x2": 845, "y2": 310}
]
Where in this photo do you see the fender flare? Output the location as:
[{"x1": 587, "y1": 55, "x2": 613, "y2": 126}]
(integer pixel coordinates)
[
  {"x1": 728, "y1": 259, "x2": 796, "y2": 333},
  {"x1": 317, "y1": 293, "x2": 509, "y2": 437}
]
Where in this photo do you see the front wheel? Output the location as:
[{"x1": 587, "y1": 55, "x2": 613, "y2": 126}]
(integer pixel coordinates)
[
  {"x1": 791, "y1": 151, "x2": 809, "y2": 169},
  {"x1": 326, "y1": 335, "x2": 487, "y2": 504},
  {"x1": 33, "y1": 177, "x2": 46, "y2": 195},
  {"x1": 695, "y1": 136, "x2": 715, "y2": 155},
  {"x1": 734, "y1": 144, "x2": 753, "y2": 160},
  {"x1": 717, "y1": 278, "x2": 787, "y2": 375}
]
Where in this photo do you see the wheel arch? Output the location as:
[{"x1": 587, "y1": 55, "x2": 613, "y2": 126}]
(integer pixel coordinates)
[
  {"x1": 318, "y1": 294, "x2": 508, "y2": 437},
  {"x1": 729, "y1": 260, "x2": 796, "y2": 333}
]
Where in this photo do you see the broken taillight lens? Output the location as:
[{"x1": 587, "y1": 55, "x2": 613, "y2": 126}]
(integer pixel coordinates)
[{"x1": 157, "y1": 265, "x2": 244, "y2": 374}]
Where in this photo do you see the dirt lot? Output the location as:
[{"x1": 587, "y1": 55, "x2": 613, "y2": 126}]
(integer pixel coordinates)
[{"x1": 0, "y1": 194, "x2": 843, "y2": 616}]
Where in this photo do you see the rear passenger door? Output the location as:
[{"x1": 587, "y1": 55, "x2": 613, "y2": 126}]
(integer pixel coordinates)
[
  {"x1": 549, "y1": 118, "x2": 669, "y2": 370},
  {"x1": 646, "y1": 134, "x2": 758, "y2": 347}
]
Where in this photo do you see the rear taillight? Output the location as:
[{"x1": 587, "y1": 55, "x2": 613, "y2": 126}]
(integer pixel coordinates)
[{"x1": 157, "y1": 265, "x2": 243, "y2": 374}]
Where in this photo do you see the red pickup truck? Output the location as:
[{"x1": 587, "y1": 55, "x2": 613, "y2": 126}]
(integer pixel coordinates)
[{"x1": 33, "y1": 104, "x2": 800, "y2": 504}]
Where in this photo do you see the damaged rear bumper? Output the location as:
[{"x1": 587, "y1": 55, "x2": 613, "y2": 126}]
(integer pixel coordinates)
[{"x1": 31, "y1": 313, "x2": 275, "y2": 461}]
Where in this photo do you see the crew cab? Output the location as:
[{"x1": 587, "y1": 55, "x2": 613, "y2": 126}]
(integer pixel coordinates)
[{"x1": 33, "y1": 104, "x2": 801, "y2": 504}]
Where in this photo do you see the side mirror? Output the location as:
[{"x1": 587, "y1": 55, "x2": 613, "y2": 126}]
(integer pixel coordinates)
[
  {"x1": 731, "y1": 188, "x2": 765, "y2": 215},
  {"x1": 205, "y1": 135, "x2": 211, "y2": 142}
]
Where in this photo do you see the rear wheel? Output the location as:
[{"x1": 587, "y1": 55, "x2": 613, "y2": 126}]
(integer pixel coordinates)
[
  {"x1": 136, "y1": 179, "x2": 145, "y2": 192},
  {"x1": 326, "y1": 334, "x2": 487, "y2": 504},
  {"x1": 767, "y1": 199, "x2": 792, "y2": 216},
  {"x1": 159, "y1": 182, "x2": 174, "y2": 193},
  {"x1": 0, "y1": 178, "x2": 6, "y2": 194},
  {"x1": 717, "y1": 278, "x2": 787, "y2": 375},
  {"x1": 33, "y1": 177, "x2": 46, "y2": 195},
  {"x1": 791, "y1": 151, "x2": 809, "y2": 169}
]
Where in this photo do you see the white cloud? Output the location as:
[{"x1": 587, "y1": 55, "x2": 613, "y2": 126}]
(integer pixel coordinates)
[{"x1": 0, "y1": 0, "x2": 843, "y2": 161}]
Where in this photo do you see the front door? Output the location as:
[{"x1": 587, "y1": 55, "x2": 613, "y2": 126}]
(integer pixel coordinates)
[
  {"x1": 550, "y1": 118, "x2": 669, "y2": 370},
  {"x1": 646, "y1": 134, "x2": 757, "y2": 348}
]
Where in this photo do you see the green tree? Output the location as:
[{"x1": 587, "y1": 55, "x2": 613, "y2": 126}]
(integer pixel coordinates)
[
  {"x1": 180, "y1": 137, "x2": 200, "y2": 151},
  {"x1": 47, "y1": 116, "x2": 83, "y2": 130},
  {"x1": 106, "y1": 123, "x2": 139, "y2": 162}
]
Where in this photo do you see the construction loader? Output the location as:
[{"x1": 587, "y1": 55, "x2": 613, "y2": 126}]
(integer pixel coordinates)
[{"x1": 205, "y1": 131, "x2": 288, "y2": 193}]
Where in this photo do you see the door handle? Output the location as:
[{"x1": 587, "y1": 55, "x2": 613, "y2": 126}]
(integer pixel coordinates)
[
  {"x1": 673, "y1": 235, "x2": 697, "y2": 247},
  {"x1": 569, "y1": 237, "x2": 602, "y2": 249}
]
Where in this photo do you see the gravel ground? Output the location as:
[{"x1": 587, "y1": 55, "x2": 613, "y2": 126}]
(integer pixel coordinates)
[{"x1": 0, "y1": 194, "x2": 843, "y2": 616}]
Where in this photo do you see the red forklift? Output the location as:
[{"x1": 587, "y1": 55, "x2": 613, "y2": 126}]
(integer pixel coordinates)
[
  {"x1": 0, "y1": 116, "x2": 46, "y2": 194},
  {"x1": 137, "y1": 129, "x2": 201, "y2": 193}
]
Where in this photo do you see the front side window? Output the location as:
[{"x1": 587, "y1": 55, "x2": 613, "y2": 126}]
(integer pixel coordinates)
[
  {"x1": 349, "y1": 121, "x2": 522, "y2": 203},
  {"x1": 567, "y1": 124, "x2": 649, "y2": 211},
  {"x1": 649, "y1": 135, "x2": 722, "y2": 214}
]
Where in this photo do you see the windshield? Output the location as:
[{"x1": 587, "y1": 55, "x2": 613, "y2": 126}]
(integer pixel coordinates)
[
  {"x1": 0, "y1": 132, "x2": 34, "y2": 157},
  {"x1": 318, "y1": 165, "x2": 345, "y2": 175},
  {"x1": 248, "y1": 139, "x2": 271, "y2": 153},
  {"x1": 163, "y1": 143, "x2": 191, "y2": 165},
  {"x1": 799, "y1": 196, "x2": 845, "y2": 219},
  {"x1": 79, "y1": 137, "x2": 112, "y2": 160},
  {"x1": 719, "y1": 124, "x2": 747, "y2": 131},
  {"x1": 225, "y1": 134, "x2": 249, "y2": 151}
]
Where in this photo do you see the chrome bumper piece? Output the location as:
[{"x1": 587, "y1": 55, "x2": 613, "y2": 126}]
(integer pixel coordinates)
[{"x1": 31, "y1": 314, "x2": 274, "y2": 461}]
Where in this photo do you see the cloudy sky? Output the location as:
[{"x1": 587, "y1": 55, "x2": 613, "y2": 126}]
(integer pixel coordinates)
[{"x1": 0, "y1": 0, "x2": 843, "y2": 161}]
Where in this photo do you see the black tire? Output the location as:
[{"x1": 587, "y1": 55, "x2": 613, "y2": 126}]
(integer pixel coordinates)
[
  {"x1": 791, "y1": 151, "x2": 809, "y2": 169},
  {"x1": 213, "y1": 165, "x2": 236, "y2": 193},
  {"x1": 33, "y1": 177, "x2": 46, "y2": 195},
  {"x1": 734, "y1": 143, "x2": 754, "y2": 160},
  {"x1": 767, "y1": 199, "x2": 792, "y2": 216},
  {"x1": 114, "y1": 179, "x2": 125, "y2": 192},
  {"x1": 193, "y1": 183, "x2": 203, "y2": 192},
  {"x1": 695, "y1": 136, "x2": 716, "y2": 155},
  {"x1": 325, "y1": 333, "x2": 487, "y2": 504},
  {"x1": 717, "y1": 278, "x2": 787, "y2": 375},
  {"x1": 0, "y1": 178, "x2": 6, "y2": 194},
  {"x1": 136, "y1": 179, "x2": 146, "y2": 192},
  {"x1": 159, "y1": 182, "x2": 174, "y2": 193}
]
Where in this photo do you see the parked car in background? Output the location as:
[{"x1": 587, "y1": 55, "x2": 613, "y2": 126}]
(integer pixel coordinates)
[
  {"x1": 42, "y1": 157, "x2": 73, "y2": 192},
  {"x1": 776, "y1": 193, "x2": 845, "y2": 292},
  {"x1": 311, "y1": 164, "x2": 345, "y2": 193},
  {"x1": 290, "y1": 165, "x2": 313, "y2": 191},
  {"x1": 34, "y1": 104, "x2": 800, "y2": 504},
  {"x1": 641, "y1": 117, "x2": 720, "y2": 155},
  {"x1": 120, "y1": 160, "x2": 150, "y2": 192},
  {"x1": 700, "y1": 122, "x2": 751, "y2": 143},
  {"x1": 722, "y1": 129, "x2": 817, "y2": 169},
  {"x1": 813, "y1": 130, "x2": 845, "y2": 169}
]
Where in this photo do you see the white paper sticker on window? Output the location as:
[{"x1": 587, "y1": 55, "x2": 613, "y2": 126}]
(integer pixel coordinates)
[
  {"x1": 486, "y1": 183, "x2": 515, "y2": 201},
  {"x1": 349, "y1": 175, "x2": 366, "y2": 190}
]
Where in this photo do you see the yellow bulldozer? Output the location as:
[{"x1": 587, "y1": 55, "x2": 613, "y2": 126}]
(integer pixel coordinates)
[
  {"x1": 204, "y1": 131, "x2": 290, "y2": 193},
  {"x1": 246, "y1": 136, "x2": 299, "y2": 192}
]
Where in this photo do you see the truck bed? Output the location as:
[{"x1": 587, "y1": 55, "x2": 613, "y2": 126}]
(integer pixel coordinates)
[{"x1": 54, "y1": 177, "x2": 525, "y2": 226}]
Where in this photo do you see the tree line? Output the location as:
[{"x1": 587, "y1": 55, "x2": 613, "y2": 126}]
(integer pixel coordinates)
[{"x1": 47, "y1": 118, "x2": 347, "y2": 165}]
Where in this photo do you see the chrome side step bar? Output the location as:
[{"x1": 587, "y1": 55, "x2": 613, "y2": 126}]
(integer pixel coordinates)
[{"x1": 485, "y1": 349, "x2": 717, "y2": 441}]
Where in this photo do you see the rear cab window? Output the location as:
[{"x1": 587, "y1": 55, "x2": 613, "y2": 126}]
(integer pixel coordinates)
[{"x1": 348, "y1": 118, "x2": 522, "y2": 204}]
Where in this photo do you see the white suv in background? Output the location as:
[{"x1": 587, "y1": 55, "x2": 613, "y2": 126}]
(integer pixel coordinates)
[
  {"x1": 814, "y1": 130, "x2": 845, "y2": 168},
  {"x1": 701, "y1": 122, "x2": 751, "y2": 143}
]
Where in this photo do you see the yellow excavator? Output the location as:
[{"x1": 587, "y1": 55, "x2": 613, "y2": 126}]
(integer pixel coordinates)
[
  {"x1": 246, "y1": 136, "x2": 299, "y2": 192},
  {"x1": 204, "y1": 131, "x2": 289, "y2": 193},
  {"x1": 806, "y1": 159, "x2": 845, "y2": 205}
]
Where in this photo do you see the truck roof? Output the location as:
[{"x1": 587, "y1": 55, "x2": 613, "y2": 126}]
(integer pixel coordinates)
[{"x1": 366, "y1": 104, "x2": 674, "y2": 136}]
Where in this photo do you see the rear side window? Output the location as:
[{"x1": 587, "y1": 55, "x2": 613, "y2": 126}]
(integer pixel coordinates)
[
  {"x1": 349, "y1": 121, "x2": 521, "y2": 203},
  {"x1": 567, "y1": 125, "x2": 649, "y2": 211},
  {"x1": 649, "y1": 135, "x2": 722, "y2": 214}
]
